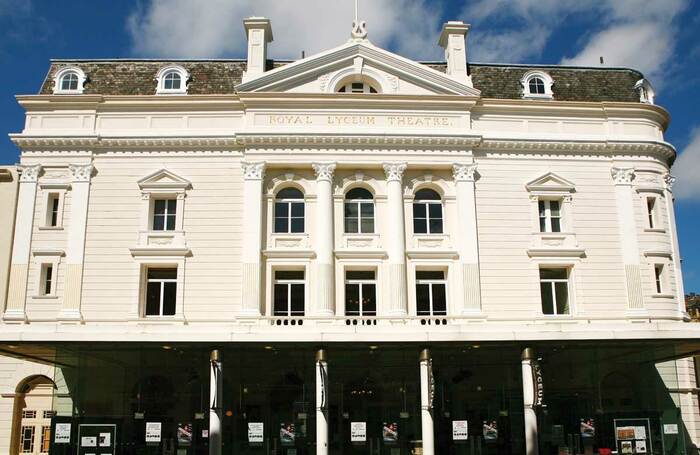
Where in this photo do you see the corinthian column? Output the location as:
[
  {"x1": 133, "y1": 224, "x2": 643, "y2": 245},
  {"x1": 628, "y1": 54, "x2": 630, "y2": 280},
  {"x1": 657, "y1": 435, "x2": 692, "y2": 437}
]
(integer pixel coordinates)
[
  {"x1": 312, "y1": 162, "x2": 336, "y2": 316},
  {"x1": 663, "y1": 174, "x2": 686, "y2": 316},
  {"x1": 240, "y1": 161, "x2": 265, "y2": 316},
  {"x1": 453, "y1": 163, "x2": 482, "y2": 314},
  {"x1": 3, "y1": 164, "x2": 41, "y2": 322},
  {"x1": 383, "y1": 162, "x2": 408, "y2": 317},
  {"x1": 59, "y1": 163, "x2": 94, "y2": 322},
  {"x1": 611, "y1": 167, "x2": 644, "y2": 311}
]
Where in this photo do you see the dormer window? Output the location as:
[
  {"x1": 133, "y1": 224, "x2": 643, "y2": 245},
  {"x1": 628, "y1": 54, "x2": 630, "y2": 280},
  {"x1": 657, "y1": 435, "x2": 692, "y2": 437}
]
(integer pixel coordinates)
[
  {"x1": 521, "y1": 71, "x2": 553, "y2": 99},
  {"x1": 337, "y1": 82, "x2": 378, "y2": 94},
  {"x1": 52, "y1": 67, "x2": 87, "y2": 94},
  {"x1": 156, "y1": 66, "x2": 189, "y2": 95}
]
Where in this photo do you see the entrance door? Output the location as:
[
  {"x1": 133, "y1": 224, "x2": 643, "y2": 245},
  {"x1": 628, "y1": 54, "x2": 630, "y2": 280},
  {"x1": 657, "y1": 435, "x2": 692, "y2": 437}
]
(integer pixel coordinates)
[
  {"x1": 77, "y1": 425, "x2": 117, "y2": 455},
  {"x1": 16, "y1": 381, "x2": 54, "y2": 455}
]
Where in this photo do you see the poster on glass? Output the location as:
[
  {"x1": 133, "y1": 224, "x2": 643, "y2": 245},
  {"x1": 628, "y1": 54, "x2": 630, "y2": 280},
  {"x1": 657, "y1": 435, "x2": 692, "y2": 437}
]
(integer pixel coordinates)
[
  {"x1": 483, "y1": 420, "x2": 498, "y2": 441},
  {"x1": 383, "y1": 422, "x2": 398, "y2": 444},
  {"x1": 351, "y1": 422, "x2": 366, "y2": 443},
  {"x1": 580, "y1": 419, "x2": 595, "y2": 439},
  {"x1": 280, "y1": 423, "x2": 295, "y2": 445},
  {"x1": 452, "y1": 421, "x2": 468, "y2": 441},
  {"x1": 248, "y1": 422, "x2": 264, "y2": 443},
  {"x1": 177, "y1": 423, "x2": 192, "y2": 445}
]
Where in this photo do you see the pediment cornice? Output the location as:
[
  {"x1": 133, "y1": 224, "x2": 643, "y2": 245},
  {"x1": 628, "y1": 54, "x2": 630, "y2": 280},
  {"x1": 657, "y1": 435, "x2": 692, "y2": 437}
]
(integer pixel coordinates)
[{"x1": 235, "y1": 41, "x2": 481, "y2": 96}]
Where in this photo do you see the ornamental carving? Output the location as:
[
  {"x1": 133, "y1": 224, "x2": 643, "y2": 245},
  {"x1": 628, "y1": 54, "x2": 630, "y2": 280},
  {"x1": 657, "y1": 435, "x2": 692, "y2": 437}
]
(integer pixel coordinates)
[
  {"x1": 242, "y1": 161, "x2": 266, "y2": 180},
  {"x1": 611, "y1": 167, "x2": 635, "y2": 185},
  {"x1": 69, "y1": 164, "x2": 94, "y2": 183},
  {"x1": 453, "y1": 163, "x2": 478, "y2": 182},
  {"x1": 351, "y1": 20, "x2": 368, "y2": 39},
  {"x1": 663, "y1": 173, "x2": 675, "y2": 190},
  {"x1": 312, "y1": 162, "x2": 336, "y2": 182},
  {"x1": 383, "y1": 162, "x2": 407, "y2": 182},
  {"x1": 18, "y1": 164, "x2": 42, "y2": 183}
]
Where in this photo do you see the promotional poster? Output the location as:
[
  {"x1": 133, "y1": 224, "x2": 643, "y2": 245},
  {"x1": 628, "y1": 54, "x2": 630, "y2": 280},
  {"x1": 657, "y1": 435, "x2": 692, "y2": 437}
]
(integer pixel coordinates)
[
  {"x1": 280, "y1": 423, "x2": 295, "y2": 445},
  {"x1": 580, "y1": 419, "x2": 595, "y2": 439},
  {"x1": 483, "y1": 420, "x2": 498, "y2": 441},
  {"x1": 177, "y1": 423, "x2": 192, "y2": 445},
  {"x1": 350, "y1": 422, "x2": 367, "y2": 442},
  {"x1": 452, "y1": 420, "x2": 468, "y2": 440},
  {"x1": 248, "y1": 422, "x2": 264, "y2": 443},
  {"x1": 382, "y1": 422, "x2": 398, "y2": 443}
]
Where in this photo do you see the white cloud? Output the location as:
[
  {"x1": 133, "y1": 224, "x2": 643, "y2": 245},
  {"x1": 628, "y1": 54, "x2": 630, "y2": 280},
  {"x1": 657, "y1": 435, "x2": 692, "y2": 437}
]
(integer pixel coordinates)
[
  {"x1": 127, "y1": 0, "x2": 443, "y2": 60},
  {"x1": 674, "y1": 127, "x2": 700, "y2": 201}
]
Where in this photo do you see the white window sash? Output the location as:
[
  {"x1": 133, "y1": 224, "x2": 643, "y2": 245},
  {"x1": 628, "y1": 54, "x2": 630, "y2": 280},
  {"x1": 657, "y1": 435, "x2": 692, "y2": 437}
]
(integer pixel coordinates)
[
  {"x1": 539, "y1": 200, "x2": 562, "y2": 233},
  {"x1": 147, "y1": 276, "x2": 177, "y2": 316},
  {"x1": 274, "y1": 277, "x2": 305, "y2": 315},
  {"x1": 345, "y1": 276, "x2": 377, "y2": 315},
  {"x1": 416, "y1": 277, "x2": 447, "y2": 315},
  {"x1": 540, "y1": 278, "x2": 569, "y2": 315},
  {"x1": 345, "y1": 200, "x2": 374, "y2": 233},
  {"x1": 276, "y1": 199, "x2": 304, "y2": 234},
  {"x1": 415, "y1": 200, "x2": 443, "y2": 234}
]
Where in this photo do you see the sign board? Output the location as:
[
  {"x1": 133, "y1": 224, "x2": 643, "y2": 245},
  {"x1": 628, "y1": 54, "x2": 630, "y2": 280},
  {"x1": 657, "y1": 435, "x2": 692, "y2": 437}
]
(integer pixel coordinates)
[
  {"x1": 55, "y1": 423, "x2": 71, "y2": 443},
  {"x1": 350, "y1": 422, "x2": 366, "y2": 442},
  {"x1": 664, "y1": 424, "x2": 679, "y2": 435},
  {"x1": 99, "y1": 432, "x2": 111, "y2": 447},
  {"x1": 248, "y1": 422, "x2": 264, "y2": 443},
  {"x1": 532, "y1": 360, "x2": 544, "y2": 407},
  {"x1": 81, "y1": 436, "x2": 97, "y2": 447},
  {"x1": 452, "y1": 420, "x2": 468, "y2": 440},
  {"x1": 145, "y1": 422, "x2": 162, "y2": 443}
]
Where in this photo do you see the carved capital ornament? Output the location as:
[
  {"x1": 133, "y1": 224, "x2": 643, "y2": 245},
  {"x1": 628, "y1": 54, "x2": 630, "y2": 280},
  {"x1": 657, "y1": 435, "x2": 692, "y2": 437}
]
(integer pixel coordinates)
[
  {"x1": 242, "y1": 161, "x2": 266, "y2": 180},
  {"x1": 312, "y1": 162, "x2": 337, "y2": 182},
  {"x1": 18, "y1": 164, "x2": 42, "y2": 183},
  {"x1": 383, "y1": 162, "x2": 407, "y2": 182},
  {"x1": 69, "y1": 164, "x2": 94, "y2": 183},
  {"x1": 452, "y1": 163, "x2": 478, "y2": 182},
  {"x1": 611, "y1": 167, "x2": 635, "y2": 185}
]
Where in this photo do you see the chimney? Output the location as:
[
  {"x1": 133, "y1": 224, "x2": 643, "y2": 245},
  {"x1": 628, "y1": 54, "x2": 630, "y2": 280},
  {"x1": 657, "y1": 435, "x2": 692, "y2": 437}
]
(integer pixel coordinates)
[
  {"x1": 242, "y1": 17, "x2": 273, "y2": 82},
  {"x1": 439, "y1": 21, "x2": 471, "y2": 86}
]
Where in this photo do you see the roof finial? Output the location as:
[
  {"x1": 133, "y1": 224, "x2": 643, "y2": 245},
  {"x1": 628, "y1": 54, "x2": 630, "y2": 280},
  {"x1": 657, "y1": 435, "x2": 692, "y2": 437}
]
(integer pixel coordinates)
[{"x1": 351, "y1": 0, "x2": 367, "y2": 40}]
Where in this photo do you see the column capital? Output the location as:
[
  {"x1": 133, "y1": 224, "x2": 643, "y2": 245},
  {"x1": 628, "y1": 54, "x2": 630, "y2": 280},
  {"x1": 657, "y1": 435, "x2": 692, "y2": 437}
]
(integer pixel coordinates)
[
  {"x1": 18, "y1": 164, "x2": 42, "y2": 183},
  {"x1": 611, "y1": 167, "x2": 635, "y2": 186},
  {"x1": 383, "y1": 162, "x2": 407, "y2": 182},
  {"x1": 312, "y1": 162, "x2": 336, "y2": 182},
  {"x1": 242, "y1": 161, "x2": 266, "y2": 180},
  {"x1": 69, "y1": 163, "x2": 94, "y2": 183},
  {"x1": 664, "y1": 173, "x2": 676, "y2": 191},
  {"x1": 453, "y1": 163, "x2": 477, "y2": 182}
]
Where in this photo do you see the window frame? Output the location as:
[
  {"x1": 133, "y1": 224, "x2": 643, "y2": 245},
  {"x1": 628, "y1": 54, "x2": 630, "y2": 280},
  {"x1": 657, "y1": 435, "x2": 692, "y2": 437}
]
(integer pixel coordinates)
[
  {"x1": 273, "y1": 269, "x2": 306, "y2": 317},
  {"x1": 143, "y1": 266, "x2": 178, "y2": 317},
  {"x1": 155, "y1": 65, "x2": 189, "y2": 95},
  {"x1": 654, "y1": 264, "x2": 664, "y2": 294},
  {"x1": 344, "y1": 270, "x2": 377, "y2": 316},
  {"x1": 539, "y1": 267, "x2": 571, "y2": 316},
  {"x1": 521, "y1": 71, "x2": 554, "y2": 100},
  {"x1": 274, "y1": 187, "x2": 306, "y2": 234},
  {"x1": 151, "y1": 198, "x2": 178, "y2": 231},
  {"x1": 20, "y1": 425, "x2": 35, "y2": 453},
  {"x1": 39, "y1": 184, "x2": 69, "y2": 230},
  {"x1": 344, "y1": 187, "x2": 375, "y2": 234},
  {"x1": 538, "y1": 199, "x2": 563, "y2": 233},
  {"x1": 31, "y1": 250, "x2": 63, "y2": 299},
  {"x1": 412, "y1": 188, "x2": 444, "y2": 235},
  {"x1": 52, "y1": 66, "x2": 87, "y2": 94},
  {"x1": 415, "y1": 269, "x2": 448, "y2": 316},
  {"x1": 337, "y1": 82, "x2": 379, "y2": 94}
]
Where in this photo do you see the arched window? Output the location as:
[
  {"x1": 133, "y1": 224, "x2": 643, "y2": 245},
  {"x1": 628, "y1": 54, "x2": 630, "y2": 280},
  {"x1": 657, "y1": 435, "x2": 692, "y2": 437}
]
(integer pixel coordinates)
[
  {"x1": 60, "y1": 72, "x2": 79, "y2": 91},
  {"x1": 521, "y1": 71, "x2": 553, "y2": 99},
  {"x1": 156, "y1": 66, "x2": 189, "y2": 94},
  {"x1": 337, "y1": 82, "x2": 378, "y2": 94},
  {"x1": 528, "y1": 77, "x2": 545, "y2": 95},
  {"x1": 344, "y1": 187, "x2": 374, "y2": 233},
  {"x1": 413, "y1": 188, "x2": 443, "y2": 234},
  {"x1": 274, "y1": 187, "x2": 305, "y2": 233}
]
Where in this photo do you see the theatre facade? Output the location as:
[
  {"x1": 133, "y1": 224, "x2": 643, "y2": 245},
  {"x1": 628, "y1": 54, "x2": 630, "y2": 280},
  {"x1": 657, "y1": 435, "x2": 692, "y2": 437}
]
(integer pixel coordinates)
[{"x1": 1, "y1": 15, "x2": 700, "y2": 455}]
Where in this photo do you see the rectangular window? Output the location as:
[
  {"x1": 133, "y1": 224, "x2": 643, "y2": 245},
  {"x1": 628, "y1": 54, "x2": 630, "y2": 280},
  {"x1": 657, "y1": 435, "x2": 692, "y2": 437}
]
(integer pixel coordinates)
[
  {"x1": 540, "y1": 268, "x2": 570, "y2": 315},
  {"x1": 41, "y1": 264, "x2": 53, "y2": 296},
  {"x1": 145, "y1": 268, "x2": 177, "y2": 316},
  {"x1": 274, "y1": 201, "x2": 305, "y2": 234},
  {"x1": 22, "y1": 410, "x2": 37, "y2": 419},
  {"x1": 47, "y1": 193, "x2": 60, "y2": 227},
  {"x1": 416, "y1": 270, "x2": 447, "y2": 316},
  {"x1": 153, "y1": 199, "x2": 177, "y2": 231},
  {"x1": 345, "y1": 270, "x2": 377, "y2": 316},
  {"x1": 654, "y1": 264, "x2": 664, "y2": 294},
  {"x1": 41, "y1": 426, "x2": 51, "y2": 453},
  {"x1": 21, "y1": 426, "x2": 35, "y2": 453},
  {"x1": 538, "y1": 200, "x2": 562, "y2": 233},
  {"x1": 42, "y1": 411, "x2": 55, "y2": 419},
  {"x1": 647, "y1": 197, "x2": 657, "y2": 229},
  {"x1": 273, "y1": 270, "x2": 305, "y2": 316}
]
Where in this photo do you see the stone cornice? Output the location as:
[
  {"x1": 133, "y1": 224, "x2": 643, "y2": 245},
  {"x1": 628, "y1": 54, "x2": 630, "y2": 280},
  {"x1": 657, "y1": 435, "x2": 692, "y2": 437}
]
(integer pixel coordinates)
[
  {"x1": 236, "y1": 133, "x2": 483, "y2": 148},
  {"x1": 10, "y1": 134, "x2": 239, "y2": 150}
]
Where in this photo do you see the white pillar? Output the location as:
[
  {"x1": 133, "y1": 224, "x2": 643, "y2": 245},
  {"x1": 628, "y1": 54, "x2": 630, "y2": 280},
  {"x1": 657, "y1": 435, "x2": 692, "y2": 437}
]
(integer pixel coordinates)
[
  {"x1": 521, "y1": 348, "x2": 539, "y2": 455},
  {"x1": 312, "y1": 163, "x2": 336, "y2": 316},
  {"x1": 663, "y1": 174, "x2": 686, "y2": 317},
  {"x1": 420, "y1": 348, "x2": 435, "y2": 455},
  {"x1": 611, "y1": 167, "x2": 644, "y2": 311},
  {"x1": 59, "y1": 163, "x2": 94, "y2": 322},
  {"x1": 316, "y1": 349, "x2": 329, "y2": 455},
  {"x1": 383, "y1": 162, "x2": 408, "y2": 317},
  {"x1": 240, "y1": 162, "x2": 265, "y2": 316},
  {"x1": 3, "y1": 164, "x2": 41, "y2": 322},
  {"x1": 209, "y1": 349, "x2": 222, "y2": 455},
  {"x1": 453, "y1": 163, "x2": 482, "y2": 314}
]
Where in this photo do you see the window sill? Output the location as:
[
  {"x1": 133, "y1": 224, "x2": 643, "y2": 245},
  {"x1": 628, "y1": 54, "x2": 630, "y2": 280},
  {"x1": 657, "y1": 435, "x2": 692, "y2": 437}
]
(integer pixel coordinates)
[
  {"x1": 644, "y1": 228, "x2": 666, "y2": 234},
  {"x1": 523, "y1": 94, "x2": 553, "y2": 100},
  {"x1": 137, "y1": 317, "x2": 186, "y2": 324},
  {"x1": 651, "y1": 293, "x2": 675, "y2": 299},
  {"x1": 38, "y1": 226, "x2": 64, "y2": 231},
  {"x1": 535, "y1": 314, "x2": 575, "y2": 322},
  {"x1": 31, "y1": 295, "x2": 58, "y2": 300}
]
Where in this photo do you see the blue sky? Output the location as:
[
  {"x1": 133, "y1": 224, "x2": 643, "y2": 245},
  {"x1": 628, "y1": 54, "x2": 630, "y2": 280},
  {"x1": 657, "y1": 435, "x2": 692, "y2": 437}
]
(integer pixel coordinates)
[{"x1": 1, "y1": 0, "x2": 699, "y2": 292}]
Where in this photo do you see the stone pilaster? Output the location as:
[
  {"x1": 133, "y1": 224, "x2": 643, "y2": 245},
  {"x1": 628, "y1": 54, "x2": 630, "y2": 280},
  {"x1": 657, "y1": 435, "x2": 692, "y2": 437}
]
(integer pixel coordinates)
[
  {"x1": 383, "y1": 162, "x2": 408, "y2": 317},
  {"x1": 4, "y1": 164, "x2": 42, "y2": 322},
  {"x1": 663, "y1": 173, "x2": 686, "y2": 316},
  {"x1": 453, "y1": 163, "x2": 482, "y2": 314},
  {"x1": 239, "y1": 161, "x2": 265, "y2": 316},
  {"x1": 312, "y1": 163, "x2": 336, "y2": 316}
]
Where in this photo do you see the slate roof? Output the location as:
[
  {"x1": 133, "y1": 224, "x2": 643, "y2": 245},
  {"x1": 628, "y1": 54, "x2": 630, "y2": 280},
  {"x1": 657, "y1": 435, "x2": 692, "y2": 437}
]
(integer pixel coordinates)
[{"x1": 38, "y1": 59, "x2": 644, "y2": 103}]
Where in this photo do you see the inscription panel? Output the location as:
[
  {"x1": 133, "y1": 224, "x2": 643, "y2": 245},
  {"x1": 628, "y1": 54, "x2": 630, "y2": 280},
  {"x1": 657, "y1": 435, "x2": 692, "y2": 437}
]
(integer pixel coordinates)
[{"x1": 255, "y1": 113, "x2": 467, "y2": 130}]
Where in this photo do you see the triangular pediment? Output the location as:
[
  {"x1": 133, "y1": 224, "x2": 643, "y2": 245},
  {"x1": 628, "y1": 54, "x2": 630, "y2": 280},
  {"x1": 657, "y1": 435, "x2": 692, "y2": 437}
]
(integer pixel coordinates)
[
  {"x1": 138, "y1": 169, "x2": 191, "y2": 191},
  {"x1": 236, "y1": 39, "x2": 481, "y2": 96},
  {"x1": 525, "y1": 172, "x2": 576, "y2": 192}
]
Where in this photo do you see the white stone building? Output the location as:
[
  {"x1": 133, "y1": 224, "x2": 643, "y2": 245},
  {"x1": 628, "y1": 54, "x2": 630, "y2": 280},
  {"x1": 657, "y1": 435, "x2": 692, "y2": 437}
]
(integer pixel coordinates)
[{"x1": 1, "y1": 16, "x2": 699, "y2": 455}]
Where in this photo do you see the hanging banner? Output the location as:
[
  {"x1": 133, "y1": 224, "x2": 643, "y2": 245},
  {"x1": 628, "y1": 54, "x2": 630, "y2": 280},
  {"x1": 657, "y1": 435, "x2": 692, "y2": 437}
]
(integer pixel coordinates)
[
  {"x1": 580, "y1": 418, "x2": 595, "y2": 439},
  {"x1": 146, "y1": 422, "x2": 162, "y2": 443},
  {"x1": 452, "y1": 421, "x2": 468, "y2": 440},
  {"x1": 428, "y1": 359, "x2": 435, "y2": 409},
  {"x1": 531, "y1": 359, "x2": 544, "y2": 407},
  {"x1": 319, "y1": 361, "x2": 328, "y2": 409},
  {"x1": 177, "y1": 423, "x2": 192, "y2": 445},
  {"x1": 280, "y1": 423, "x2": 295, "y2": 445},
  {"x1": 483, "y1": 420, "x2": 498, "y2": 441},
  {"x1": 383, "y1": 422, "x2": 398, "y2": 443},
  {"x1": 248, "y1": 422, "x2": 264, "y2": 443},
  {"x1": 351, "y1": 422, "x2": 367, "y2": 442},
  {"x1": 54, "y1": 423, "x2": 71, "y2": 443}
]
